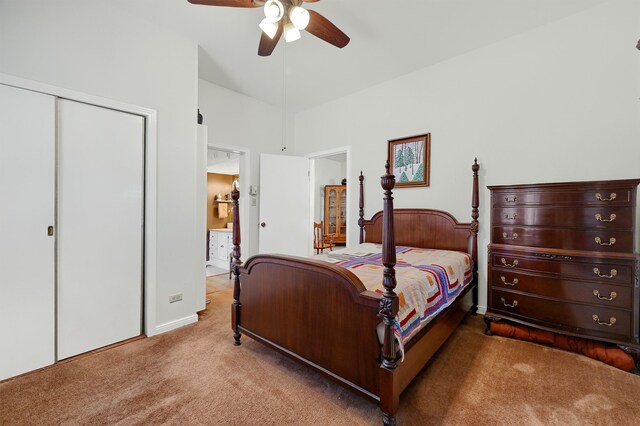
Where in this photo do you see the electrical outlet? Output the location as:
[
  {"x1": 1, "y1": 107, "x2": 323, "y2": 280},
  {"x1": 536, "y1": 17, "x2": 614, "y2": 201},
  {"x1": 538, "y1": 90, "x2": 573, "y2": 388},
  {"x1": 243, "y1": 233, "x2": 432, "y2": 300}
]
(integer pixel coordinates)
[{"x1": 169, "y1": 293, "x2": 183, "y2": 303}]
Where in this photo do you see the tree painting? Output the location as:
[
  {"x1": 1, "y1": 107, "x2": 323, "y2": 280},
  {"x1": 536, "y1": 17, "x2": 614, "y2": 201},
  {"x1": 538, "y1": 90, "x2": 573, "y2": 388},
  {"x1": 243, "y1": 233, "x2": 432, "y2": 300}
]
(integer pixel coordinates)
[{"x1": 389, "y1": 133, "x2": 430, "y2": 187}]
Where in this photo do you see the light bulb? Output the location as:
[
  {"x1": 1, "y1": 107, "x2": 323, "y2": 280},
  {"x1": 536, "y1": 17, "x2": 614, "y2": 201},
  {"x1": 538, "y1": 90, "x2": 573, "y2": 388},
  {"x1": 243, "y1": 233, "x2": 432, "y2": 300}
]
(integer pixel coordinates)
[
  {"x1": 289, "y1": 6, "x2": 310, "y2": 30},
  {"x1": 263, "y1": 0, "x2": 284, "y2": 23},
  {"x1": 284, "y1": 22, "x2": 301, "y2": 43},
  {"x1": 259, "y1": 18, "x2": 278, "y2": 39}
]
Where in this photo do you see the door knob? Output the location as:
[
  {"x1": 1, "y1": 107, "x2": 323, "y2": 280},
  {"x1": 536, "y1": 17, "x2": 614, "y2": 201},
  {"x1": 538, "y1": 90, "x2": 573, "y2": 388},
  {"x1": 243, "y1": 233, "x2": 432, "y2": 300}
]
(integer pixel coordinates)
[{"x1": 260, "y1": 222, "x2": 266, "y2": 228}]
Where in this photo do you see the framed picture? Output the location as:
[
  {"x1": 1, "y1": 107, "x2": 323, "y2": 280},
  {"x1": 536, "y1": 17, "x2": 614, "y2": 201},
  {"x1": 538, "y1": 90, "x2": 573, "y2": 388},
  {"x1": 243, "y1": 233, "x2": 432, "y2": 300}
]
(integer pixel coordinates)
[{"x1": 387, "y1": 133, "x2": 431, "y2": 187}]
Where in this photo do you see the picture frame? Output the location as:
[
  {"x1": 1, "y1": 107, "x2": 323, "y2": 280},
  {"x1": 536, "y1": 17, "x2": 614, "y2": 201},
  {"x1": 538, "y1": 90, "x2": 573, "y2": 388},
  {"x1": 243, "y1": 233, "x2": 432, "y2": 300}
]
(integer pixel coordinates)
[{"x1": 387, "y1": 133, "x2": 431, "y2": 187}]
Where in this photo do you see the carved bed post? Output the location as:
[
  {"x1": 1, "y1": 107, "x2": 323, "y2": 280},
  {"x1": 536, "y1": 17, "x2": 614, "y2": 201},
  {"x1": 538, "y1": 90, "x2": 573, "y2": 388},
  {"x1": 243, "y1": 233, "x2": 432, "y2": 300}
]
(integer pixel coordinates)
[
  {"x1": 231, "y1": 183, "x2": 242, "y2": 346},
  {"x1": 359, "y1": 171, "x2": 365, "y2": 244},
  {"x1": 379, "y1": 162, "x2": 399, "y2": 426},
  {"x1": 470, "y1": 158, "x2": 480, "y2": 315}
]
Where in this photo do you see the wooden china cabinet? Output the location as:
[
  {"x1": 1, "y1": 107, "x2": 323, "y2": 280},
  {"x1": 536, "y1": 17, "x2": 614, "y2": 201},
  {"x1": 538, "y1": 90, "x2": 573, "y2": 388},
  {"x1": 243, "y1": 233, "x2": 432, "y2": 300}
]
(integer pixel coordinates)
[
  {"x1": 485, "y1": 179, "x2": 640, "y2": 368},
  {"x1": 324, "y1": 185, "x2": 347, "y2": 244}
]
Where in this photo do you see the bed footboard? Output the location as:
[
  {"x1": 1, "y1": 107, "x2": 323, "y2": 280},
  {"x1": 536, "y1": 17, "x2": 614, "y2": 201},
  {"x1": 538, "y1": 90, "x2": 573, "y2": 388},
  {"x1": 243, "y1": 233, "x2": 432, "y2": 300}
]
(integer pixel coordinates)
[{"x1": 236, "y1": 255, "x2": 383, "y2": 399}]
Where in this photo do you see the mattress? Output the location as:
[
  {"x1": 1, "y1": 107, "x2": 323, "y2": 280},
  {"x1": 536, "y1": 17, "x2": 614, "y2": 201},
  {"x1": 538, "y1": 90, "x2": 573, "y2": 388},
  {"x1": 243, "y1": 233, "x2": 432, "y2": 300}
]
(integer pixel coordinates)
[{"x1": 316, "y1": 243, "x2": 473, "y2": 346}]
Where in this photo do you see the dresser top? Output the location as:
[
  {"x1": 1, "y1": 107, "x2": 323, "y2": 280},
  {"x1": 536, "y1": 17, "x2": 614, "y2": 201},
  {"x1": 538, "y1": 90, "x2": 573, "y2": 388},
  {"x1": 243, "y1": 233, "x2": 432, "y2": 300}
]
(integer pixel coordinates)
[{"x1": 487, "y1": 178, "x2": 640, "y2": 191}]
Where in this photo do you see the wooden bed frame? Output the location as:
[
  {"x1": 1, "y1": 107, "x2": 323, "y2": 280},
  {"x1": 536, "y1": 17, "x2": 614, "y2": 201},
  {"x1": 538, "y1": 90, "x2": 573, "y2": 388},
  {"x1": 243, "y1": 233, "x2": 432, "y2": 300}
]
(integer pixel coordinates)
[{"x1": 230, "y1": 159, "x2": 480, "y2": 425}]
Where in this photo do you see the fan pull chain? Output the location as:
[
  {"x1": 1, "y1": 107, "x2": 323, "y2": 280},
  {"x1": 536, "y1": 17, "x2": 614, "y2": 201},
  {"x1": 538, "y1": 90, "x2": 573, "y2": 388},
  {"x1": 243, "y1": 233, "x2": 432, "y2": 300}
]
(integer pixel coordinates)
[{"x1": 281, "y1": 43, "x2": 287, "y2": 152}]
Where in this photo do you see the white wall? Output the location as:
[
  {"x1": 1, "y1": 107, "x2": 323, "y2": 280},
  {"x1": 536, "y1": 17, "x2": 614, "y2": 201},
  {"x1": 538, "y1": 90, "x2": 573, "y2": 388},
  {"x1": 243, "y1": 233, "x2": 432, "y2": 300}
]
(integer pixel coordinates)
[
  {"x1": 198, "y1": 79, "x2": 286, "y2": 256},
  {"x1": 313, "y1": 158, "x2": 346, "y2": 222},
  {"x1": 0, "y1": 0, "x2": 200, "y2": 332},
  {"x1": 294, "y1": 0, "x2": 640, "y2": 313}
]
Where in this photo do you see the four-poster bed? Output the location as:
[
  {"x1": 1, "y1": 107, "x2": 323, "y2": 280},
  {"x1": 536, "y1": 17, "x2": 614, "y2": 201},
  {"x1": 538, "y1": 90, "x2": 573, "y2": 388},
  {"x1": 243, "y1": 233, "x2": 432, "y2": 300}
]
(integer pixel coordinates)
[{"x1": 229, "y1": 159, "x2": 480, "y2": 425}]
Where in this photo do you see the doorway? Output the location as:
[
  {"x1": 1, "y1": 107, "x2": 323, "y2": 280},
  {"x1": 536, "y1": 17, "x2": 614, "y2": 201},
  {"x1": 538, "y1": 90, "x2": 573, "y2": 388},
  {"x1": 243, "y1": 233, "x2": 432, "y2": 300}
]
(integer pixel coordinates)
[
  {"x1": 307, "y1": 147, "x2": 351, "y2": 255},
  {"x1": 204, "y1": 146, "x2": 249, "y2": 297}
]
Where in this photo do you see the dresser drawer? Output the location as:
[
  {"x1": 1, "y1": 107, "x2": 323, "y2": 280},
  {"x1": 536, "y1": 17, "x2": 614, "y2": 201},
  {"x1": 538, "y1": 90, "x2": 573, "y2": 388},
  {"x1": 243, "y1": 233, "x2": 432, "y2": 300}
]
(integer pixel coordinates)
[
  {"x1": 491, "y1": 251, "x2": 634, "y2": 285},
  {"x1": 493, "y1": 226, "x2": 634, "y2": 252},
  {"x1": 492, "y1": 206, "x2": 634, "y2": 229},
  {"x1": 492, "y1": 187, "x2": 634, "y2": 207},
  {"x1": 491, "y1": 289, "x2": 632, "y2": 339},
  {"x1": 490, "y1": 271, "x2": 632, "y2": 309}
]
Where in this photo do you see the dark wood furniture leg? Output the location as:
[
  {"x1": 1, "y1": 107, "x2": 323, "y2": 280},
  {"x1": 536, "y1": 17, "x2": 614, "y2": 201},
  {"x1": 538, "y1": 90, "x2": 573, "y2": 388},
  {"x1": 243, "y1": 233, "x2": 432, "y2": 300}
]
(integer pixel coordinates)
[
  {"x1": 379, "y1": 162, "x2": 399, "y2": 426},
  {"x1": 231, "y1": 186, "x2": 242, "y2": 346},
  {"x1": 359, "y1": 171, "x2": 365, "y2": 244},
  {"x1": 483, "y1": 315, "x2": 494, "y2": 336},
  {"x1": 469, "y1": 158, "x2": 480, "y2": 315}
]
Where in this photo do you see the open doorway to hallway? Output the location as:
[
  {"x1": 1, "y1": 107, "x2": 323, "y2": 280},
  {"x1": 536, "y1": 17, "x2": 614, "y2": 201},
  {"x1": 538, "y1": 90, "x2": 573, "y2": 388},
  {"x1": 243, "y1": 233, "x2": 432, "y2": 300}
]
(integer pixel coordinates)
[
  {"x1": 307, "y1": 147, "x2": 350, "y2": 256},
  {"x1": 205, "y1": 147, "x2": 246, "y2": 296},
  {"x1": 206, "y1": 149, "x2": 238, "y2": 276}
]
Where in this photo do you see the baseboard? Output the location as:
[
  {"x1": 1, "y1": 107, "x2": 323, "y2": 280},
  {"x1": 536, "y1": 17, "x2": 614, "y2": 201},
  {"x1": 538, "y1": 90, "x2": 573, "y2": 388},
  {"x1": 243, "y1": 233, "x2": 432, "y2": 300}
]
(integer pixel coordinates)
[
  {"x1": 476, "y1": 305, "x2": 487, "y2": 315},
  {"x1": 152, "y1": 314, "x2": 198, "y2": 336}
]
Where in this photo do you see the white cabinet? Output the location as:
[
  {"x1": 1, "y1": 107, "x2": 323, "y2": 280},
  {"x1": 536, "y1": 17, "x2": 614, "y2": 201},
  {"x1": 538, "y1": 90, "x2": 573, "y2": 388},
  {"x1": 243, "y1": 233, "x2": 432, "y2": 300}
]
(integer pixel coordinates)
[{"x1": 208, "y1": 230, "x2": 232, "y2": 270}]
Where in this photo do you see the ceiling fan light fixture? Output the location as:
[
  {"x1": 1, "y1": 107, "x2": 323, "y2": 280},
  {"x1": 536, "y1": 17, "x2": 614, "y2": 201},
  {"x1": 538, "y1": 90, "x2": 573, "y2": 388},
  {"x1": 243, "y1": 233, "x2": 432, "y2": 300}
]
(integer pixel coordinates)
[
  {"x1": 289, "y1": 6, "x2": 310, "y2": 30},
  {"x1": 263, "y1": 0, "x2": 284, "y2": 23},
  {"x1": 259, "y1": 18, "x2": 279, "y2": 39},
  {"x1": 284, "y1": 22, "x2": 301, "y2": 43}
]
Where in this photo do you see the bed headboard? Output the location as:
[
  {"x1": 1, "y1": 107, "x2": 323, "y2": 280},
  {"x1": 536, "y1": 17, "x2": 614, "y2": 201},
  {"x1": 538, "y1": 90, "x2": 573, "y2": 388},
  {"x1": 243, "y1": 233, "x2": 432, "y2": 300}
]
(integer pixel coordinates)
[
  {"x1": 362, "y1": 209, "x2": 472, "y2": 254},
  {"x1": 358, "y1": 158, "x2": 480, "y2": 268}
]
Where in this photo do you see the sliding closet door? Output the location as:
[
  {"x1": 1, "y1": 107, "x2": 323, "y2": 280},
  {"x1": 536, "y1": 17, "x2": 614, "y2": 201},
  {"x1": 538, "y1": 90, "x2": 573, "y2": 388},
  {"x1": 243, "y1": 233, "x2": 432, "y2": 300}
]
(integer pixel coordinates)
[
  {"x1": 57, "y1": 99, "x2": 144, "y2": 360},
  {"x1": 0, "y1": 85, "x2": 56, "y2": 380}
]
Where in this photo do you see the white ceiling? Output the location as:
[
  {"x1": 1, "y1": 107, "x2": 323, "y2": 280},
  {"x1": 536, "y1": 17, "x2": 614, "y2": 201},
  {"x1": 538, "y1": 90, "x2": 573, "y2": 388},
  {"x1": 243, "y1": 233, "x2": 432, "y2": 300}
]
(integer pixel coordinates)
[{"x1": 111, "y1": 0, "x2": 607, "y2": 111}]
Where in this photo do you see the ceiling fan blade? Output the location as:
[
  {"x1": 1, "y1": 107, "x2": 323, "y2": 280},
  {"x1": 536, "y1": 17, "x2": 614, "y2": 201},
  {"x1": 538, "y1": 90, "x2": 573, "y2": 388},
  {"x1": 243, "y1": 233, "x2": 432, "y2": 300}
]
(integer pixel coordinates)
[
  {"x1": 258, "y1": 22, "x2": 283, "y2": 56},
  {"x1": 187, "y1": 0, "x2": 261, "y2": 7},
  {"x1": 305, "y1": 10, "x2": 350, "y2": 49},
  {"x1": 303, "y1": 0, "x2": 321, "y2": 3}
]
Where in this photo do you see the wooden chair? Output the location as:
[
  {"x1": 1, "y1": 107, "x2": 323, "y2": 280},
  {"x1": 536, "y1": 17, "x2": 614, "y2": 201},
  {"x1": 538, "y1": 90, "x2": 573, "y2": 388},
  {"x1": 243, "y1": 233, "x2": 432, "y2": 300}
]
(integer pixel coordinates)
[{"x1": 313, "y1": 222, "x2": 335, "y2": 254}]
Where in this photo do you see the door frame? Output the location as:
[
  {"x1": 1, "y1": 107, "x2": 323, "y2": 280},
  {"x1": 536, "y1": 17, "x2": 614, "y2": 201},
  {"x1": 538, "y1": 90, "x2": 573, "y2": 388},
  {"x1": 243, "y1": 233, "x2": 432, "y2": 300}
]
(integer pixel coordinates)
[
  {"x1": 305, "y1": 146, "x2": 352, "y2": 255},
  {"x1": 0, "y1": 73, "x2": 159, "y2": 337}
]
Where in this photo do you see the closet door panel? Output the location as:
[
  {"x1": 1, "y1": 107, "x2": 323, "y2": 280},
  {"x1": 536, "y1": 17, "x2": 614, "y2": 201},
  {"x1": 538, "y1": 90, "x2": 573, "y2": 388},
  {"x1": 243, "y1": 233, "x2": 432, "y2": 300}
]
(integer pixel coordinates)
[
  {"x1": 57, "y1": 99, "x2": 144, "y2": 360},
  {"x1": 0, "y1": 85, "x2": 55, "y2": 380}
]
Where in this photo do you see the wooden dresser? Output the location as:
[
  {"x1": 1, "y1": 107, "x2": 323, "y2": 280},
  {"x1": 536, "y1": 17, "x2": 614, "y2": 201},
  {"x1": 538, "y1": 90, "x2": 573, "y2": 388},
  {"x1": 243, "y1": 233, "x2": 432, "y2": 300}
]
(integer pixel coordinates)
[{"x1": 485, "y1": 179, "x2": 640, "y2": 354}]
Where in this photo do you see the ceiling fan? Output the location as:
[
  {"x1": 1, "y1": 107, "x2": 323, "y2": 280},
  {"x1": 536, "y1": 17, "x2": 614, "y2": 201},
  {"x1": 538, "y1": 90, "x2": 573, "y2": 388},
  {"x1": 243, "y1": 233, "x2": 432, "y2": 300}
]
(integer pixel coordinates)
[{"x1": 187, "y1": 0, "x2": 350, "y2": 56}]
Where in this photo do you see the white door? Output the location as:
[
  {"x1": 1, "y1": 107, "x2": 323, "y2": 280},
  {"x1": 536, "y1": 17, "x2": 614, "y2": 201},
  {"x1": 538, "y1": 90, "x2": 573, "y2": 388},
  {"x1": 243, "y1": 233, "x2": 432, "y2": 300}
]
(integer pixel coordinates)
[
  {"x1": 0, "y1": 85, "x2": 56, "y2": 380},
  {"x1": 57, "y1": 99, "x2": 144, "y2": 360},
  {"x1": 258, "y1": 154, "x2": 310, "y2": 256}
]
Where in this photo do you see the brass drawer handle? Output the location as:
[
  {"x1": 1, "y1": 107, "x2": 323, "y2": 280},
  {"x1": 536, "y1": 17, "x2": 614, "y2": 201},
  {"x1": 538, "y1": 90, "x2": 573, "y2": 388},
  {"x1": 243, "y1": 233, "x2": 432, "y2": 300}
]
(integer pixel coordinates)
[
  {"x1": 500, "y1": 297, "x2": 518, "y2": 308},
  {"x1": 594, "y1": 237, "x2": 616, "y2": 246},
  {"x1": 504, "y1": 195, "x2": 517, "y2": 203},
  {"x1": 500, "y1": 276, "x2": 518, "y2": 287},
  {"x1": 593, "y1": 290, "x2": 617, "y2": 301},
  {"x1": 595, "y1": 192, "x2": 616, "y2": 201},
  {"x1": 594, "y1": 213, "x2": 616, "y2": 222},
  {"x1": 593, "y1": 267, "x2": 617, "y2": 278},
  {"x1": 504, "y1": 213, "x2": 517, "y2": 220},
  {"x1": 592, "y1": 314, "x2": 616, "y2": 326},
  {"x1": 500, "y1": 258, "x2": 518, "y2": 268},
  {"x1": 502, "y1": 232, "x2": 518, "y2": 240}
]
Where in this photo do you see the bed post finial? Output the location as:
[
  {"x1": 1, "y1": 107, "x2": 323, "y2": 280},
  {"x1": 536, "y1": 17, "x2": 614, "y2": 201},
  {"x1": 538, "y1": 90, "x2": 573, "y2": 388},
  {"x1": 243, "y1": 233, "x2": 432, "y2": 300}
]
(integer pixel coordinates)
[
  {"x1": 470, "y1": 158, "x2": 480, "y2": 315},
  {"x1": 379, "y1": 164, "x2": 399, "y2": 426},
  {"x1": 359, "y1": 171, "x2": 365, "y2": 244},
  {"x1": 231, "y1": 185, "x2": 242, "y2": 346}
]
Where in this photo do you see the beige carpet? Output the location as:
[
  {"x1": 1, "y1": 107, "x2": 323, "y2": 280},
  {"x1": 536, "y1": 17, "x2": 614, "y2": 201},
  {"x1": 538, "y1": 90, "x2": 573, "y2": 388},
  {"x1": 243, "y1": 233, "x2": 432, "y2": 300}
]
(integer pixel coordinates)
[{"x1": 2, "y1": 289, "x2": 639, "y2": 425}]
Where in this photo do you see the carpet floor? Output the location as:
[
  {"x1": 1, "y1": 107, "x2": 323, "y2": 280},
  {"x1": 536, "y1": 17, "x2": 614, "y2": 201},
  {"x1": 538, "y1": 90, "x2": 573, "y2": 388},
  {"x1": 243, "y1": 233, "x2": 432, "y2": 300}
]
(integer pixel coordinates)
[{"x1": 2, "y1": 288, "x2": 639, "y2": 425}]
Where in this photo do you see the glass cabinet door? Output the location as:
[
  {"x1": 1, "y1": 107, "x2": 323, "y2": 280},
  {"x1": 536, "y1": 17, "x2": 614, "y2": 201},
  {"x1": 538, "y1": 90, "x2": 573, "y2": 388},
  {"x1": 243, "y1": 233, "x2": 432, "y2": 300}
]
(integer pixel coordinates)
[
  {"x1": 328, "y1": 188, "x2": 337, "y2": 234},
  {"x1": 339, "y1": 188, "x2": 346, "y2": 237}
]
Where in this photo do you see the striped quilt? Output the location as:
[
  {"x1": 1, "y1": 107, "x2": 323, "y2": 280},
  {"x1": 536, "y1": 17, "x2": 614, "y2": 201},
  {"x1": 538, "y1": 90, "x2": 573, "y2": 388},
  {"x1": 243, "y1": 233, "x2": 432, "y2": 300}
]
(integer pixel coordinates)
[{"x1": 316, "y1": 243, "x2": 473, "y2": 345}]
